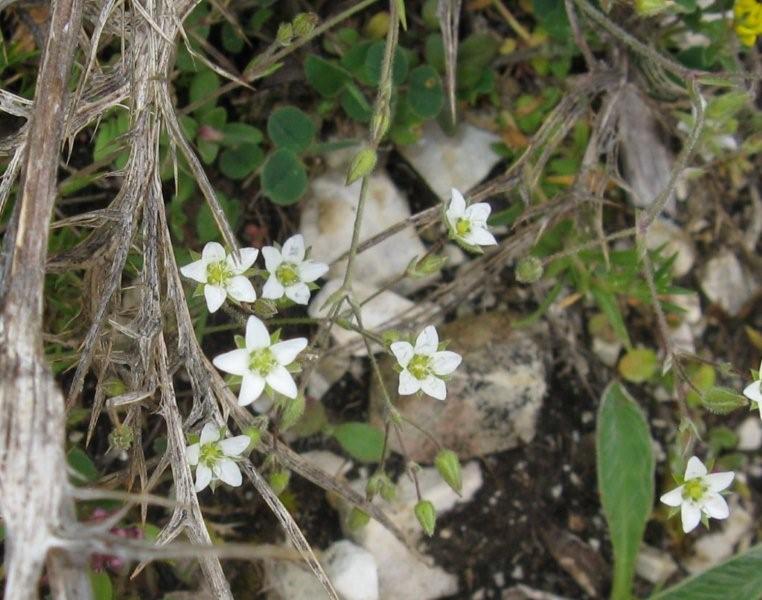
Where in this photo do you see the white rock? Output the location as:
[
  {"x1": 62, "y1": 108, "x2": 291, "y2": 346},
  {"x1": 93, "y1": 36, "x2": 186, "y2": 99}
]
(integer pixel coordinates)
[
  {"x1": 636, "y1": 544, "x2": 678, "y2": 584},
  {"x1": 645, "y1": 218, "x2": 696, "y2": 278},
  {"x1": 324, "y1": 541, "x2": 379, "y2": 600},
  {"x1": 683, "y1": 501, "x2": 754, "y2": 573},
  {"x1": 737, "y1": 417, "x2": 762, "y2": 451},
  {"x1": 502, "y1": 585, "x2": 571, "y2": 600},
  {"x1": 300, "y1": 172, "x2": 427, "y2": 293},
  {"x1": 301, "y1": 450, "x2": 353, "y2": 478},
  {"x1": 399, "y1": 121, "x2": 501, "y2": 199},
  {"x1": 700, "y1": 252, "x2": 760, "y2": 316},
  {"x1": 592, "y1": 337, "x2": 621, "y2": 367},
  {"x1": 267, "y1": 560, "x2": 326, "y2": 600}
]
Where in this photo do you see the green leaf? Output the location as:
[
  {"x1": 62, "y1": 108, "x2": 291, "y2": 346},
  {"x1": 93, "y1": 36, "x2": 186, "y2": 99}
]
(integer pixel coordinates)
[
  {"x1": 591, "y1": 285, "x2": 632, "y2": 348},
  {"x1": 618, "y1": 348, "x2": 658, "y2": 383},
  {"x1": 363, "y1": 41, "x2": 409, "y2": 87},
  {"x1": 267, "y1": 106, "x2": 316, "y2": 153},
  {"x1": 196, "y1": 190, "x2": 241, "y2": 243},
  {"x1": 219, "y1": 144, "x2": 265, "y2": 180},
  {"x1": 532, "y1": 0, "x2": 570, "y2": 40},
  {"x1": 261, "y1": 148, "x2": 309, "y2": 205},
  {"x1": 220, "y1": 122, "x2": 263, "y2": 147},
  {"x1": 651, "y1": 544, "x2": 762, "y2": 600},
  {"x1": 340, "y1": 82, "x2": 373, "y2": 123},
  {"x1": 457, "y1": 33, "x2": 499, "y2": 90},
  {"x1": 407, "y1": 65, "x2": 444, "y2": 119},
  {"x1": 305, "y1": 54, "x2": 352, "y2": 98},
  {"x1": 89, "y1": 571, "x2": 113, "y2": 600},
  {"x1": 701, "y1": 386, "x2": 749, "y2": 415},
  {"x1": 221, "y1": 22, "x2": 244, "y2": 54},
  {"x1": 189, "y1": 69, "x2": 221, "y2": 113},
  {"x1": 67, "y1": 447, "x2": 98, "y2": 482},
  {"x1": 597, "y1": 382, "x2": 654, "y2": 600},
  {"x1": 333, "y1": 422, "x2": 384, "y2": 463}
]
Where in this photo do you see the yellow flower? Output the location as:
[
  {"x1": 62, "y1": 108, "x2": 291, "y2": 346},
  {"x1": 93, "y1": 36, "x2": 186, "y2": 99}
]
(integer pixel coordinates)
[{"x1": 734, "y1": 0, "x2": 762, "y2": 46}]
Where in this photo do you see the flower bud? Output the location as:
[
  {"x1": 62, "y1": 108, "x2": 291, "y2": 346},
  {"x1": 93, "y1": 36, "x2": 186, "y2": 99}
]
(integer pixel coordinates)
[
  {"x1": 279, "y1": 394, "x2": 305, "y2": 431},
  {"x1": 109, "y1": 424, "x2": 134, "y2": 451},
  {"x1": 103, "y1": 378, "x2": 127, "y2": 398},
  {"x1": 292, "y1": 12, "x2": 318, "y2": 38},
  {"x1": 276, "y1": 22, "x2": 294, "y2": 47},
  {"x1": 371, "y1": 109, "x2": 391, "y2": 143},
  {"x1": 414, "y1": 499, "x2": 436, "y2": 536},
  {"x1": 346, "y1": 147, "x2": 378, "y2": 185},
  {"x1": 635, "y1": 0, "x2": 672, "y2": 16},
  {"x1": 407, "y1": 254, "x2": 448, "y2": 278},
  {"x1": 347, "y1": 507, "x2": 370, "y2": 530},
  {"x1": 268, "y1": 469, "x2": 290, "y2": 495},
  {"x1": 253, "y1": 298, "x2": 278, "y2": 319},
  {"x1": 515, "y1": 256, "x2": 544, "y2": 283},
  {"x1": 701, "y1": 386, "x2": 748, "y2": 415},
  {"x1": 435, "y1": 449, "x2": 462, "y2": 494}
]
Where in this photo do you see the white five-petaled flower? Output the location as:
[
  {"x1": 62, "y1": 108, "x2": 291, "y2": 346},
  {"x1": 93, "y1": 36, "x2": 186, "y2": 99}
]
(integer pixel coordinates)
[
  {"x1": 262, "y1": 234, "x2": 328, "y2": 305},
  {"x1": 390, "y1": 326, "x2": 462, "y2": 401},
  {"x1": 660, "y1": 456, "x2": 734, "y2": 533},
  {"x1": 180, "y1": 242, "x2": 258, "y2": 313},
  {"x1": 445, "y1": 188, "x2": 497, "y2": 250},
  {"x1": 213, "y1": 316, "x2": 307, "y2": 407},
  {"x1": 186, "y1": 422, "x2": 250, "y2": 492},
  {"x1": 742, "y1": 359, "x2": 762, "y2": 418}
]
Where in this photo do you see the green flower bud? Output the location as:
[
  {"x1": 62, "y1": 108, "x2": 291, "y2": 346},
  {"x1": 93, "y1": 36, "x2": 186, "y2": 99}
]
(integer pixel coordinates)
[
  {"x1": 346, "y1": 147, "x2": 378, "y2": 185},
  {"x1": 407, "y1": 254, "x2": 448, "y2": 278},
  {"x1": 515, "y1": 256, "x2": 544, "y2": 283},
  {"x1": 366, "y1": 472, "x2": 396, "y2": 501},
  {"x1": 109, "y1": 424, "x2": 134, "y2": 451},
  {"x1": 701, "y1": 386, "x2": 749, "y2": 415},
  {"x1": 292, "y1": 12, "x2": 319, "y2": 38},
  {"x1": 347, "y1": 507, "x2": 370, "y2": 530},
  {"x1": 253, "y1": 298, "x2": 278, "y2": 319},
  {"x1": 268, "y1": 469, "x2": 290, "y2": 495},
  {"x1": 414, "y1": 499, "x2": 436, "y2": 536},
  {"x1": 103, "y1": 378, "x2": 127, "y2": 398},
  {"x1": 435, "y1": 449, "x2": 462, "y2": 494},
  {"x1": 276, "y1": 22, "x2": 294, "y2": 47},
  {"x1": 635, "y1": 0, "x2": 672, "y2": 16},
  {"x1": 371, "y1": 110, "x2": 391, "y2": 143},
  {"x1": 279, "y1": 394, "x2": 305, "y2": 431}
]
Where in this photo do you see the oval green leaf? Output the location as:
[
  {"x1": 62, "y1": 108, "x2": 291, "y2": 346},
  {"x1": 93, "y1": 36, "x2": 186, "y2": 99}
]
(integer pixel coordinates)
[
  {"x1": 408, "y1": 65, "x2": 444, "y2": 119},
  {"x1": 261, "y1": 148, "x2": 308, "y2": 205},
  {"x1": 618, "y1": 348, "x2": 658, "y2": 383},
  {"x1": 305, "y1": 54, "x2": 352, "y2": 98},
  {"x1": 333, "y1": 422, "x2": 384, "y2": 463},
  {"x1": 267, "y1": 106, "x2": 316, "y2": 153},
  {"x1": 219, "y1": 144, "x2": 265, "y2": 180}
]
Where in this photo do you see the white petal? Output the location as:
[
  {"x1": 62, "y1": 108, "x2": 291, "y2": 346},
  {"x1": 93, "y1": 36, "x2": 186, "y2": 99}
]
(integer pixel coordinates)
[
  {"x1": 431, "y1": 351, "x2": 462, "y2": 376},
  {"x1": 204, "y1": 284, "x2": 227, "y2": 313},
  {"x1": 415, "y1": 326, "x2": 439, "y2": 355},
  {"x1": 298, "y1": 260, "x2": 329, "y2": 283},
  {"x1": 659, "y1": 485, "x2": 684, "y2": 507},
  {"x1": 194, "y1": 465, "x2": 212, "y2": 492},
  {"x1": 266, "y1": 365, "x2": 298, "y2": 399},
  {"x1": 270, "y1": 338, "x2": 308, "y2": 366},
  {"x1": 464, "y1": 226, "x2": 497, "y2": 247},
  {"x1": 245, "y1": 316, "x2": 271, "y2": 350},
  {"x1": 252, "y1": 394, "x2": 276, "y2": 414},
  {"x1": 262, "y1": 246, "x2": 283, "y2": 273},
  {"x1": 212, "y1": 349, "x2": 250, "y2": 376},
  {"x1": 262, "y1": 275, "x2": 285, "y2": 300},
  {"x1": 464, "y1": 202, "x2": 491, "y2": 222},
  {"x1": 705, "y1": 471, "x2": 734, "y2": 492},
  {"x1": 226, "y1": 275, "x2": 257, "y2": 303},
  {"x1": 219, "y1": 435, "x2": 251, "y2": 457},
  {"x1": 202, "y1": 241, "x2": 226, "y2": 262},
  {"x1": 200, "y1": 423, "x2": 220, "y2": 444},
  {"x1": 449, "y1": 188, "x2": 466, "y2": 217},
  {"x1": 180, "y1": 259, "x2": 208, "y2": 283},
  {"x1": 681, "y1": 502, "x2": 702, "y2": 533},
  {"x1": 743, "y1": 380, "x2": 762, "y2": 404},
  {"x1": 282, "y1": 234, "x2": 305, "y2": 262},
  {"x1": 186, "y1": 443, "x2": 200, "y2": 466},
  {"x1": 684, "y1": 456, "x2": 708, "y2": 480},
  {"x1": 228, "y1": 247, "x2": 259, "y2": 273},
  {"x1": 421, "y1": 375, "x2": 447, "y2": 400},
  {"x1": 398, "y1": 370, "x2": 421, "y2": 395},
  {"x1": 390, "y1": 341, "x2": 414, "y2": 368},
  {"x1": 217, "y1": 458, "x2": 243, "y2": 487},
  {"x1": 285, "y1": 282, "x2": 311, "y2": 305},
  {"x1": 239, "y1": 373, "x2": 266, "y2": 406},
  {"x1": 701, "y1": 493, "x2": 730, "y2": 520}
]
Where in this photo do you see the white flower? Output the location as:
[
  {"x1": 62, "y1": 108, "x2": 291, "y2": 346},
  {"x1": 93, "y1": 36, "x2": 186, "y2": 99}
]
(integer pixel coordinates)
[
  {"x1": 390, "y1": 326, "x2": 461, "y2": 401},
  {"x1": 180, "y1": 242, "x2": 258, "y2": 313},
  {"x1": 742, "y1": 359, "x2": 762, "y2": 418},
  {"x1": 261, "y1": 234, "x2": 328, "y2": 305},
  {"x1": 445, "y1": 188, "x2": 497, "y2": 250},
  {"x1": 212, "y1": 315, "x2": 307, "y2": 408},
  {"x1": 186, "y1": 422, "x2": 250, "y2": 492},
  {"x1": 660, "y1": 456, "x2": 734, "y2": 533}
]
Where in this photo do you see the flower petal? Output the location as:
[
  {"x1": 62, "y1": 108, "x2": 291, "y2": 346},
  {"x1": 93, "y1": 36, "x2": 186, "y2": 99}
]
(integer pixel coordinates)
[
  {"x1": 285, "y1": 282, "x2": 311, "y2": 305},
  {"x1": 226, "y1": 275, "x2": 257, "y2": 303},
  {"x1": 245, "y1": 316, "x2": 271, "y2": 350},
  {"x1": 464, "y1": 202, "x2": 491, "y2": 223},
  {"x1": 266, "y1": 365, "x2": 298, "y2": 399},
  {"x1": 421, "y1": 375, "x2": 447, "y2": 400},
  {"x1": 219, "y1": 435, "x2": 251, "y2": 457},
  {"x1": 200, "y1": 423, "x2": 220, "y2": 444},
  {"x1": 681, "y1": 501, "x2": 702, "y2": 533},
  {"x1": 390, "y1": 341, "x2": 414, "y2": 368},
  {"x1": 239, "y1": 373, "x2": 266, "y2": 406},
  {"x1": 270, "y1": 338, "x2": 308, "y2": 366},
  {"x1": 398, "y1": 370, "x2": 421, "y2": 395},
  {"x1": 180, "y1": 259, "x2": 208, "y2": 283},
  {"x1": 186, "y1": 443, "x2": 200, "y2": 466},
  {"x1": 743, "y1": 380, "x2": 762, "y2": 404},
  {"x1": 282, "y1": 234, "x2": 305, "y2": 262},
  {"x1": 415, "y1": 326, "x2": 439, "y2": 355},
  {"x1": 431, "y1": 351, "x2": 462, "y2": 376},
  {"x1": 705, "y1": 471, "x2": 734, "y2": 492},
  {"x1": 464, "y1": 226, "x2": 497, "y2": 247},
  {"x1": 262, "y1": 246, "x2": 283, "y2": 272},
  {"x1": 701, "y1": 492, "x2": 730, "y2": 520},
  {"x1": 262, "y1": 275, "x2": 285, "y2": 300},
  {"x1": 684, "y1": 456, "x2": 708, "y2": 480},
  {"x1": 204, "y1": 284, "x2": 227, "y2": 313},
  {"x1": 252, "y1": 394, "x2": 276, "y2": 414},
  {"x1": 298, "y1": 260, "x2": 329, "y2": 283},
  {"x1": 212, "y1": 349, "x2": 250, "y2": 376},
  {"x1": 217, "y1": 459, "x2": 243, "y2": 487},
  {"x1": 659, "y1": 485, "x2": 684, "y2": 507},
  {"x1": 449, "y1": 188, "x2": 466, "y2": 217},
  {"x1": 228, "y1": 247, "x2": 259, "y2": 273},
  {"x1": 194, "y1": 465, "x2": 212, "y2": 492},
  {"x1": 202, "y1": 241, "x2": 226, "y2": 262}
]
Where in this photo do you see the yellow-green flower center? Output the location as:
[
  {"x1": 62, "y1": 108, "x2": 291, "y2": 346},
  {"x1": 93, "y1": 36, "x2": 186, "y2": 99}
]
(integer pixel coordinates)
[
  {"x1": 249, "y1": 347, "x2": 277, "y2": 376},
  {"x1": 199, "y1": 442, "x2": 223, "y2": 467},
  {"x1": 682, "y1": 478, "x2": 706, "y2": 502},
  {"x1": 276, "y1": 262, "x2": 300, "y2": 287},
  {"x1": 455, "y1": 217, "x2": 472, "y2": 237},
  {"x1": 408, "y1": 354, "x2": 432, "y2": 380},
  {"x1": 207, "y1": 260, "x2": 233, "y2": 286}
]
